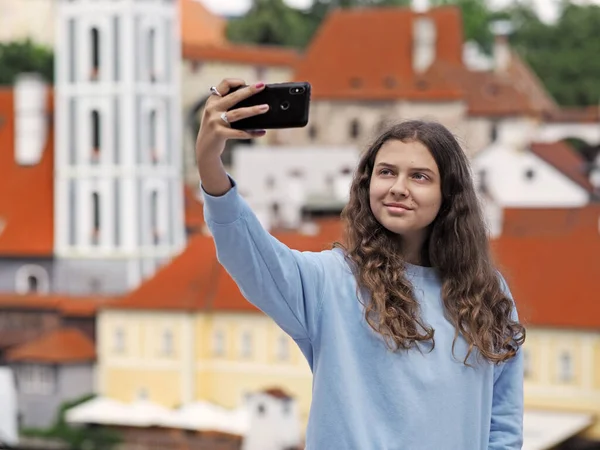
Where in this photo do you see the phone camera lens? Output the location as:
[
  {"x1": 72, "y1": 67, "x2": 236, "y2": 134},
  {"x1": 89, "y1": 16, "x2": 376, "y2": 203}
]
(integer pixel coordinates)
[
  {"x1": 290, "y1": 87, "x2": 305, "y2": 95},
  {"x1": 280, "y1": 101, "x2": 291, "y2": 111}
]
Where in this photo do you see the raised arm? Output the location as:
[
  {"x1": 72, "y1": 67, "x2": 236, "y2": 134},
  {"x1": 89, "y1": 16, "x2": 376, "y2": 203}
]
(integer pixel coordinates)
[{"x1": 196, "y1": 78, "x2": 329, "y2": 344}]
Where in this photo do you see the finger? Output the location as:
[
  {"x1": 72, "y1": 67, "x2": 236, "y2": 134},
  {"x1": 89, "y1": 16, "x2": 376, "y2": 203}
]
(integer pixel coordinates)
[
  {"x1": 220, "y1": 82, "x2": 266, "y2": 110},
  {"x1": 223, "y1": 129, "x2": 266, "y2": 140},
  {"x1": 226, "y1": 104, "x2": 269, "y2": 124},
  {"x1": 216, "y1": 78, "x2": 246, "y2": 97}
]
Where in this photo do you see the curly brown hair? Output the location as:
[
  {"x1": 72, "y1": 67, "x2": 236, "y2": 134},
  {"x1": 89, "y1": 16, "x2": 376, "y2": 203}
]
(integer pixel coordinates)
[{"x1": 334, "y1": 120, "x2": 525, "y2": 365}]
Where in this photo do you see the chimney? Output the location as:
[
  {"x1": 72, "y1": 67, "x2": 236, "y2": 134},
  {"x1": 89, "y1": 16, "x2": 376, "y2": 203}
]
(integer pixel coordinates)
[
  {"x1": 412, "y1": 0, "x2": 430, "y2": 13},
  {"x1": 14, "y1": 73, "x2": 48, "y2": 166},
  {"x1": 490, "y1": 20, "x2": 513, "y2": 73},
  {"x1": 412, "y1": 14, "x2": 436, "y2": 74}
]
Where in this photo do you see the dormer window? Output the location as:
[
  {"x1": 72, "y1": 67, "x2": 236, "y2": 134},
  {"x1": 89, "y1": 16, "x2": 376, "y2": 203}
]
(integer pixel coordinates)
[
  {"x1": 524, "y1": 169, "x2": 535, "y2": 181},
  {"x1": 349, "y1": 77, "x2": 362, "y2": 89}
]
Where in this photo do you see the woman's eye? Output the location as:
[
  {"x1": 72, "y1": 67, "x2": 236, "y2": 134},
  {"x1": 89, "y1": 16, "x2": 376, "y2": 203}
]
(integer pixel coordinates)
[
  {"x1": 413, "y1": 172, "x2": 428, "y2": 181},
  {"x1": 379, "y1": 169, "x2": 393, "y2": 176}
]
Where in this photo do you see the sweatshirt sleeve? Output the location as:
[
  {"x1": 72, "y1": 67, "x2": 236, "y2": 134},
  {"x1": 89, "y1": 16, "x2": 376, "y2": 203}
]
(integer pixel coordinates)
[
  {"x1": 489, "y1": 274, "x2": 525, "y2": 450},
  {"x1": 202, "y1": 177, "x2": 328, "y2": 343}
]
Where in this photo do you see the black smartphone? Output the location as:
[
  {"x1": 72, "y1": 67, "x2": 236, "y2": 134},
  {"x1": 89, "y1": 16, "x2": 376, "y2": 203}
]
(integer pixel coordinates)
[{"x1": 227, "y1": 82, "x2": 311, "y2": 130}]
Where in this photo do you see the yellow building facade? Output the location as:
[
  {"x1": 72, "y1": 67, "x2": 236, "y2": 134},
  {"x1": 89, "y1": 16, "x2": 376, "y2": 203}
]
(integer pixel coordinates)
[
  {"x1": 97, "y1": 307, "x2": 600, "y2": 440},
  {"x1": 523, "y1": 328, "x2": 600, "y2": 439},
  {"x1": 97, "y1": 309, "x2": 314, "y2": 428}
]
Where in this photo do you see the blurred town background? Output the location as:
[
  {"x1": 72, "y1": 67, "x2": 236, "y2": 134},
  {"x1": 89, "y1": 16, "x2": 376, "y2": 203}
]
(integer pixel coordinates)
[{"x1": 0, "y1": 0, "x2": 599, "y2": 449}]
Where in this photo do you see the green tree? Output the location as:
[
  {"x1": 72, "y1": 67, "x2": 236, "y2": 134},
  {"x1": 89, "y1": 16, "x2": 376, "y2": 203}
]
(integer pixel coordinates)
[
  {"x1": 0, "y1": 39, "x2": 54, "y2": 85},
  {"x1": 431, "y1": 0, "x2": 498, "y2": 53},
  {"x1": 509, "y1": 2, "x2": 600, "y2": 106},
  {"x1": 226, "y1": 0, "x2": 412, "y2": 48},
  {"x1": 226, "y1": 0, "x2": 309, "y2": 47}
]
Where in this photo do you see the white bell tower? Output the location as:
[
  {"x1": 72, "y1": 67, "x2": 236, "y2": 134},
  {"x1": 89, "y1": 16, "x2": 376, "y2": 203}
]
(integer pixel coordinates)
[{"x1": 53, "y1": 0, "x2": 185, "y2": 294}]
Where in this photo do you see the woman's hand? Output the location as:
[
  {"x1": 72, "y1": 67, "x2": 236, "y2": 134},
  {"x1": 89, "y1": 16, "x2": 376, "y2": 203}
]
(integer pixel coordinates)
[
  {"x1": 196, "y1": 79, "x2": 269, "y2": 196},
  {"x1": 195, "y1": 78, "x2": 269, "y2": 163}
]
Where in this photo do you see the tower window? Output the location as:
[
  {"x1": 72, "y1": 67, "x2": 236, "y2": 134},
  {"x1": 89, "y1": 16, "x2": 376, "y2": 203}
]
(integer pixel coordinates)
[
  {"x1": 150, "y1": 190, "x2": 159, "y2": 245},
  {"x1": 91, "y1": 27, "x2": 100, "y2": 80},
  {"x1": 149, "y1": 110, "x2": 158, "y2": 163},
  {"x1": 148, "y1": 28, "x2": 156, "y2": 82},
  {"x1": 91, "y1": 110, "x2": 101, "y2": 161},
  {"x1": 92, "y1": 192, "x2": 100, "y2": 245}
]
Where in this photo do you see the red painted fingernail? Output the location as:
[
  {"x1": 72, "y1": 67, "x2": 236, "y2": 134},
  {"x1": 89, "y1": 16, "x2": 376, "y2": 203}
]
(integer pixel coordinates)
[{"x1": 255, "y1": 82, "x2": 265, "y2": 89}]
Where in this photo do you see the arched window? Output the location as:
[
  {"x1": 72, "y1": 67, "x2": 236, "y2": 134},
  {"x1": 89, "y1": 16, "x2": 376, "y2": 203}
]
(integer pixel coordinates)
[
  {"x1": 27, "y1": 275, "x2": 38, "y2": 292},
  {"x1": 15, "y1": 265, "x2": 50, "y2": 294}
]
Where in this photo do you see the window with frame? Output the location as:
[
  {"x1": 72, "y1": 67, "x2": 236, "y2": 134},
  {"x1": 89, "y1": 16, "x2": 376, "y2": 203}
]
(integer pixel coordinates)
[
  {"x1": 523, "y1": 348, "x2": 531, "y2": 378},
  {"x1": 277, "y1": 334, "x2": 289, "y2": 361},
  {"x1": 213, "y1": 329, "x2": 225, "y2": 357},
  {"x1": 114, "y1": 327, "x2": 125, "y2": 353},
  {"x1": 558, "y1": 351, "x2": 574, "y2": 382},
  {"x1": 162, "y1": 329, "x2": 173, "y2": 356},
  {"x1": 19, "y1": 364, "x2": 55, "y2": 395},
  {"x1": 240, "y1": 331, "x2": 253, "y2": 358}
]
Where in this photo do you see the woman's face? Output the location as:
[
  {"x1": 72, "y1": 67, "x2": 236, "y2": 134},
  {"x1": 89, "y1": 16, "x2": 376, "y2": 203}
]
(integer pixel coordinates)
[{"x1": 369, "y1": 139, "x2": 442, "y2": 242}]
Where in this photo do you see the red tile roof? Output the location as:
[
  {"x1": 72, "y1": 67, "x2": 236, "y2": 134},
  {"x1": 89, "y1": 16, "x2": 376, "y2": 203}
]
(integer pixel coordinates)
[
  {"x1": 114, "y1": 203, "x2": 600, "y2": 332},
  {"x1": 178, "y1": 0, "x2": 300, "y2": 67},
  {"x1": 0, "y1": 294, "x2": 108, "y2": 318},
  {"x1": 530, "y1": 141, "x2": 594, "y2": 193},
  {"x1": 0, "y1": 89, "x2": 54, "y2": 256},
  {"x1": 110, "y1": 218, "x2": 344, "y2": 312},
  {"x1": 544, "y1": 106, "x2": 600, "y2": 124},
  {"x1": 4, "y1": 327, "x2": 96, "y2": 363},
  {"x1": 180, "y1": 0, "x2": 227, "y2": 48},
  {"x1": 293, "y1": 6, "x2": 556, "y2": 116},
  {"x1": 182, "y1": 43, "x2": 301, "y2": 68},
  {"x1": 294, "y1": 6, "x2": 464, "y2": 100},
  {"x1": 492, "y1": 206, "x2": 600, "y2": 329}
]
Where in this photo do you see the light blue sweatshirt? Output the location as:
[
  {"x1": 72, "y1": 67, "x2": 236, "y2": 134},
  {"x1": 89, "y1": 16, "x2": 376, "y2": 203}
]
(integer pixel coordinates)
[{"x1": 203, "y1": 178, "x2": 524, "y2": 450}]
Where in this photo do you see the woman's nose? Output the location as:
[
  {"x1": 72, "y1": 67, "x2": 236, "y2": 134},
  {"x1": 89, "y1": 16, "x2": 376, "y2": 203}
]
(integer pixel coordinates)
[{"x1": 389, "y1": 177, "x2": 409, "y2": 197}]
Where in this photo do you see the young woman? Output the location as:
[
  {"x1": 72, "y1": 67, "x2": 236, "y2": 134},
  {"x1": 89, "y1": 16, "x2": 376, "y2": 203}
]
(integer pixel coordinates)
[{"x1": 197, "y1": 79, "x2": 526, "y2": 450}]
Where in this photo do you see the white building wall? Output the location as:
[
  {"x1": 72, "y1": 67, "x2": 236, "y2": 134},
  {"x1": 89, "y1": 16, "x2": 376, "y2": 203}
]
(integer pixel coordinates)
[
  {"x1": 473, "y1": 144, "x2": 589, "y2": 208},
  {"x1": 54, "y1": 0, "x2": 185, "y2": 293}
]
